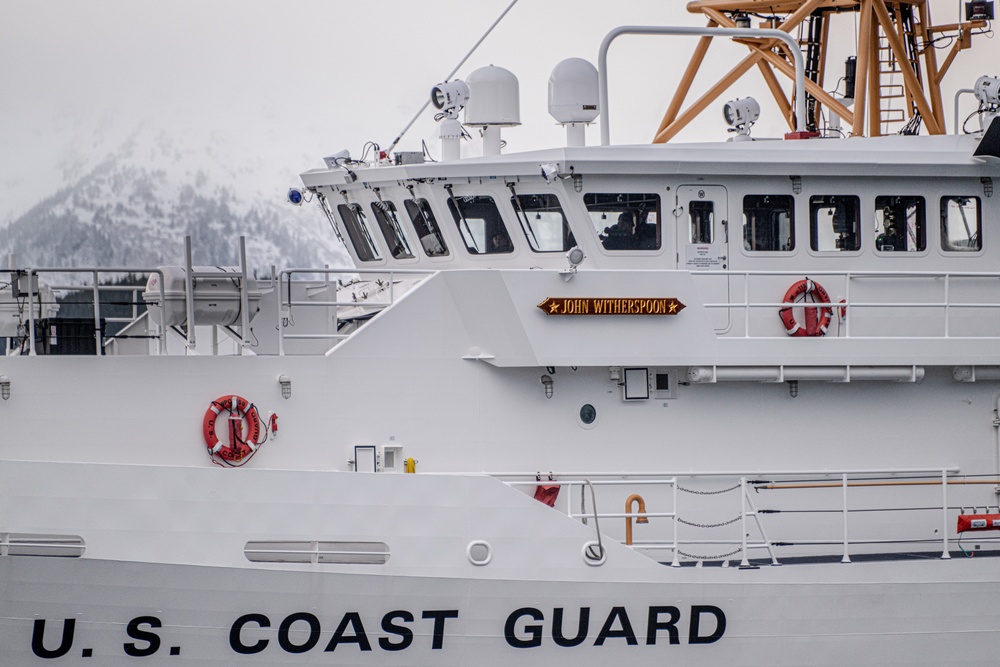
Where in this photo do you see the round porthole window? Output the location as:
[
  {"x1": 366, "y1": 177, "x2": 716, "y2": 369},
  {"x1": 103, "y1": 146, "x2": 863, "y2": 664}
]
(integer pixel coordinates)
[{"x1": 578, "y1": 403, "x2": 598, "y2": 429}]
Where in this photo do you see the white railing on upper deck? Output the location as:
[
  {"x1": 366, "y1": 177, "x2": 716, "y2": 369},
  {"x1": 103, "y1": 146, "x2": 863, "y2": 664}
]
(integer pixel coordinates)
[
  {"x1": 276, "y1": 268, "x2": 435, "y2": 356},
  {"x1": 695, "y1": 270, "x2": 1000, "y2": 339},
  {"x1": 11, "y1": 268, "x2": 167, "y2": 356},
  {"x1": 497, "y1": 467, "x2": 986, "y2": 566}
]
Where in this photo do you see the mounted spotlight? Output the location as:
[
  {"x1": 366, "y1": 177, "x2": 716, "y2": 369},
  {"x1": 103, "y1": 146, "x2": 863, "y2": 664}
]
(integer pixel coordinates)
[
  {"x1": 430, "y1": 80, "x2": 470, "y2": 115},
  {"x1": 733, "y1": 12, "x2": 751, "y2": 28},
  {"x1": 723, "y1": 97, "x2": 760, "y2": 139},
  {"x1": 975, "y1": 75, "x2": 1000, "y2": 107},
  {"x1": 287, "y1": 188, "x2": 305, "y2": 206}
]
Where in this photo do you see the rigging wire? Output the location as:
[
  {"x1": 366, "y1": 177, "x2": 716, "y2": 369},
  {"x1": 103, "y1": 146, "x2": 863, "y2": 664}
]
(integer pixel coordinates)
[{"x1": 383, "y1": 0, "x2": 521, "y2": 156}]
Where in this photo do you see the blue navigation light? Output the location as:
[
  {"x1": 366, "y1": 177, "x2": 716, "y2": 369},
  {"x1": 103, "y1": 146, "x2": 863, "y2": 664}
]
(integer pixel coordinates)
[{"x1": 287, "y1": 188, "x2": 304, "y2": 206}]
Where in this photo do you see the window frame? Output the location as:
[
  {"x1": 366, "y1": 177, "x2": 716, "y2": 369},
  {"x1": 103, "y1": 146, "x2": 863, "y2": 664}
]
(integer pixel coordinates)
[
  {"x1": 370, "y1": 200, "x2": 416, "y2": 261},
  {"x1": 742, "y1": 194, "x2": 796, "y2": 253},
  {"x1": 874, "y1": 195, "x2": 927, "y2": 255},
  {"x1": 509, "y1": 193, "x2": 577, "y2": 253},
  {"x1": 584, "y1": 192, "x2": 662, "y2": 252},
  {"x1": 336, "y1": 203, "x2": 382, "y2": 263},
  {"x1": 447, "y1": 194, "x2": 514, "y2": 256},
  {"x1": 404, "y1": 197, "x2": 450, "y2": 258},
  {"x1": 939, "y1": 195, "x2": 983, "y2": 254},
  {"x1": 808, "y1": 195, "x2": 861, "y2": 253}
]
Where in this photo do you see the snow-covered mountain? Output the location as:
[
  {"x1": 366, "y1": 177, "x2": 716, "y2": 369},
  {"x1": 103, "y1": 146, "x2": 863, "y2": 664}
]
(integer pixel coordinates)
[{"x1": 0, "y1": 115, "x2": 349, "y2": 274}]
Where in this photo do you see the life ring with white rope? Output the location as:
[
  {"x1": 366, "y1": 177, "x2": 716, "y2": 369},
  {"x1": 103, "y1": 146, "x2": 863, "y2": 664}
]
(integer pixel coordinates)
[
  {"x1": 203, "y1": 395, "x2": 265, "y2": 466},
  {"x1": 778, "y1": 279, "x2": 832, "y2": 337}
]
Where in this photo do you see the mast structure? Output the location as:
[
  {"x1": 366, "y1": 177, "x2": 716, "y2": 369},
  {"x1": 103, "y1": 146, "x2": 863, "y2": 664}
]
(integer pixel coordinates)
[{"x1": 654, "y1": 0, "x2": 992, "y2": 141}]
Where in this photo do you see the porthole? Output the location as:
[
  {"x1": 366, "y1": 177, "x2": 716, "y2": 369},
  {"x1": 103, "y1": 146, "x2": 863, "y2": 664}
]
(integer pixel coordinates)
[
  {"x1": 467, "y1": 540, "x2": 492, "y2": 566},
  {"x1": 578, "y1": 403, "x2": 598, "y2": 429}
]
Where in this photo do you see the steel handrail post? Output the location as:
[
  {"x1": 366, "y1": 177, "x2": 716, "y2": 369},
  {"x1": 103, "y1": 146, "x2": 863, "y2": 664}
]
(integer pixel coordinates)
[
  {"x1": 184, "y1": 236, "x2": 196, "y2": 352},
  {"x1": 941, "y1": 469, "x2": 951, "y2": 559},
  {"x1": 740, "y1": 476, "x2": 750, "y2": 567},
  {"x1": 27, "y1": 269, "x2": 37, "y2": 356},
  {"x1": 92, "y1": 270, "x2": 102, "y2": 356},
  {"x1": 670, "y1": 477, "x2": 680, "y2": 567},
  {"x1": 841, "y1": 473, "x2": 851, "y2": 563},
  {"x1": 238, "y1": 237, "x2": 250, "y2": 355}
]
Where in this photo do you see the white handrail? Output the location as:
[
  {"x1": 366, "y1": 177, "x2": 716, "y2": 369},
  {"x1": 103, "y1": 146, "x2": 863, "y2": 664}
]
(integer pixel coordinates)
[{"x1": 598, "y1": 25, "x2": 807, "y2": 145}]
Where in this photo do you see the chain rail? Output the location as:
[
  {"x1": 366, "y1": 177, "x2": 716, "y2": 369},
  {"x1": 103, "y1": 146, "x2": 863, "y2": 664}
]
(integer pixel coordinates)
[
  {"x1": 676, "y1": 547, "x2": 744, "y2": 560},
  {"x1": 678, "y1": 515, "x2": 742, "y2": 529},
  {"x1": 677, "y1": 482, "x2": 742, "y2": 495}
]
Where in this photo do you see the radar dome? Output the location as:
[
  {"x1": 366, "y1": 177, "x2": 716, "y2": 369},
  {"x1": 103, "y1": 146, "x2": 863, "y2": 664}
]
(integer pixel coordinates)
[
  {"x1": 548, "y1": 58, "x2": 599, "y2": 124},
  {"x1": 464, "y1": 65, "x2": 521, "y2": 126}
]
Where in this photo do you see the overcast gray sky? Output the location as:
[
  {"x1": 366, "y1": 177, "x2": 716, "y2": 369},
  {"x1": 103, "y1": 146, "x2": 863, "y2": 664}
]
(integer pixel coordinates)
[{"x1": 2, "y1": 0, "x2": 997, "y2": 221}]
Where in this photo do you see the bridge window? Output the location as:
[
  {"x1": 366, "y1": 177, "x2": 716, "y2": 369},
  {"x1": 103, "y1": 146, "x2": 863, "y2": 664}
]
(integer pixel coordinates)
[
  {"x1": 337, "y1": 203, "x2": 382, "y2": 262},
  {"x1": 940, "y1": 196, "x2": 981, "y2": 252},
  {"x1": 511, "y1": 194, "x2": 576, "y2": 252},
  {"x1": 743, "y1": 195, "x2": 794, "y2": 251},
  {"x1": 875, "y1": 195, "x2": 925, "y2": 252},
  {"x1": 448, "y1": 195, "x2": 513, "y2": 254},
  {"x1": 585, "y1": 193, "x2": 661, "y2": 251},
  {"x1": 370, "y1": 201, "x2": 415, "y2": 260},
  {"x1": 404, "y1": 198, "x2": 449, "y2": 257},
  {"x1": 810, "y1": 195, "x2": 860, "y2": 251}
]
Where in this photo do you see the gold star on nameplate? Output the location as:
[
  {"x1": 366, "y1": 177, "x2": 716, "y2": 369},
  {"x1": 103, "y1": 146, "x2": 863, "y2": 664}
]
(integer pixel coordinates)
[{"x1": 549, "y1": 301, "x2": 561, "y2": 313}]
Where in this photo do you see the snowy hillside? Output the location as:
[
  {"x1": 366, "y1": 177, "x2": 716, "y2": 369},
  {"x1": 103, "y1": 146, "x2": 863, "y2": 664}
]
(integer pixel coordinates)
[{"x1": 0, "y1": 114, "x2": 349, "y2": 273}]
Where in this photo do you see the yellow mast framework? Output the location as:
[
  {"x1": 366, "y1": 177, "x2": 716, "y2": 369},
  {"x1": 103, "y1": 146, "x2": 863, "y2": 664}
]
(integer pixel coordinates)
[{"x1": 654, "y1": 0, "x2": 990, "y2": 141}]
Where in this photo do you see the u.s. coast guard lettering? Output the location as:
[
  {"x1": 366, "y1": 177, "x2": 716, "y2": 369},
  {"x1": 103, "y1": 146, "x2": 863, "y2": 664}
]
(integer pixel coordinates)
[{"x1": 28, "y1": 604, "x2": 726, "y2": 658}]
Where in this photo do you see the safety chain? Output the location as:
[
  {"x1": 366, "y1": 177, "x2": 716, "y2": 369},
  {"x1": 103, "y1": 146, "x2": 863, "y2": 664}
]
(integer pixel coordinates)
[
  {"x1": 676, "y1": 482, "x2": 742, "y2": 495},
  {"x1": 676, "y1": 547, "x2": 743, "y2": 560},
  {"x1": 677, "y1": 515, "x2": 741, "y2": 529}
]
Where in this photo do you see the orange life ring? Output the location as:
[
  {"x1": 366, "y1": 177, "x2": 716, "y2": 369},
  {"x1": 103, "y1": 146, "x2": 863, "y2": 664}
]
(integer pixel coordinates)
[
  {"x1": 203, "y1": 395, "x2": 262, "y2": 465},
  {"x1": 778, "y1": 279, "x2": 832, "y2": 337}
]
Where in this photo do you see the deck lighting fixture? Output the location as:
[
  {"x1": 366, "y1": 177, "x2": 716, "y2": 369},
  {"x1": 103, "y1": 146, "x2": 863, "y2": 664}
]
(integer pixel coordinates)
[
  {"x1": 430, "y1": 80, "x2": 470, "y2": 115},
  {"x1": 541, "y1": 374, "x2": 554, "y2": 399},
  {"x1": 287, "y1": 188, "x2": 305, "y2": 206},
  {"x1": 723, "y1": 97, "x2": 760, "y2": 138},
  {"x1": 278, "y1": 374, "x2": 291, "y2": 400},
  {"x1": 734, "y1": 13, "x2": 751, "y2": 28},
  {"x1": 0, "y1": 375, "x2": 9, "y2": 400}
]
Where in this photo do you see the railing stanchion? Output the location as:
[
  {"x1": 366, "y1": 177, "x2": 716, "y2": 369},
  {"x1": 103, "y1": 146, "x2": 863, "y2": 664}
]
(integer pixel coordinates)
[
  {"x1": 941, "y1": 469, "x2": 951, "y2": 559},
  {"x1": 740, "y1": 476, "x2": 750, "y2": 567},
  {"x1": 671, "y1": 477, "x2": 680, "y2": 567},
  {"x1": 26, "y1": 269, "x2": 37, "y2": 356},
  {"x1": 841, "y1": 473, "x2": 851, "y2": 563}
]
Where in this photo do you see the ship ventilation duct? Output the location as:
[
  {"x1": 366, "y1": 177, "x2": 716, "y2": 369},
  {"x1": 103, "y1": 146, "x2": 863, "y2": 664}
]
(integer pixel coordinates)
[
  {"x1": 548, "y1": 58, "x2": 599, "y2": 147},
  {"x1": 687, "y1": 366, "x2": 924, "y2": 383},
  {"x1": 465, "y1": 65, "x2": 520, "y2": 156}
]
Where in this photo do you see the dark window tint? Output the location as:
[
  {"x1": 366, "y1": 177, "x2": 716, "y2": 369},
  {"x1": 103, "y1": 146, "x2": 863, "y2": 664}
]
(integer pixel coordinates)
[
  {"x1": 810, "y1": 195, "x2": 860, "y2": 251},
  {"x1": 875, "y1": 195, "x2": 925, "y2": 252},
  {"x1": 404, "y1": 198, "x2": 449, "y2": 257},
  {"x1": 584, "y1": 193, "x2": 661, "y2": 251},
  {"x1": 743, "y1": 195, "x2": 795, "y2": 251},
  {"x1": 370, "y1": 201, "x2": 414, "y2": 260},
  {"x1": 337, "y1": 203, "x2": 381, "y2": 262}
]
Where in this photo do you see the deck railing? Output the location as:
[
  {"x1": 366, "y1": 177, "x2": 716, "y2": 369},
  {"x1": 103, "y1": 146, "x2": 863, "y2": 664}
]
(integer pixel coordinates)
[
  {"x1": 499, "y1": 467, "x2": 972, "y2": 566},
  {"x1": 276, "y1": 268, "x2": 435, "y2": 356},
  {"x1": 695, "y1": 269, "x2": 1000, "y2": 338}
]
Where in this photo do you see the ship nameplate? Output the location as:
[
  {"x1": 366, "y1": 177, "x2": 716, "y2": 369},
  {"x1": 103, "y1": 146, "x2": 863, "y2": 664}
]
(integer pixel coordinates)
[{"x1": 537, "y1": 297, "x2": 685, "y2": 316}]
